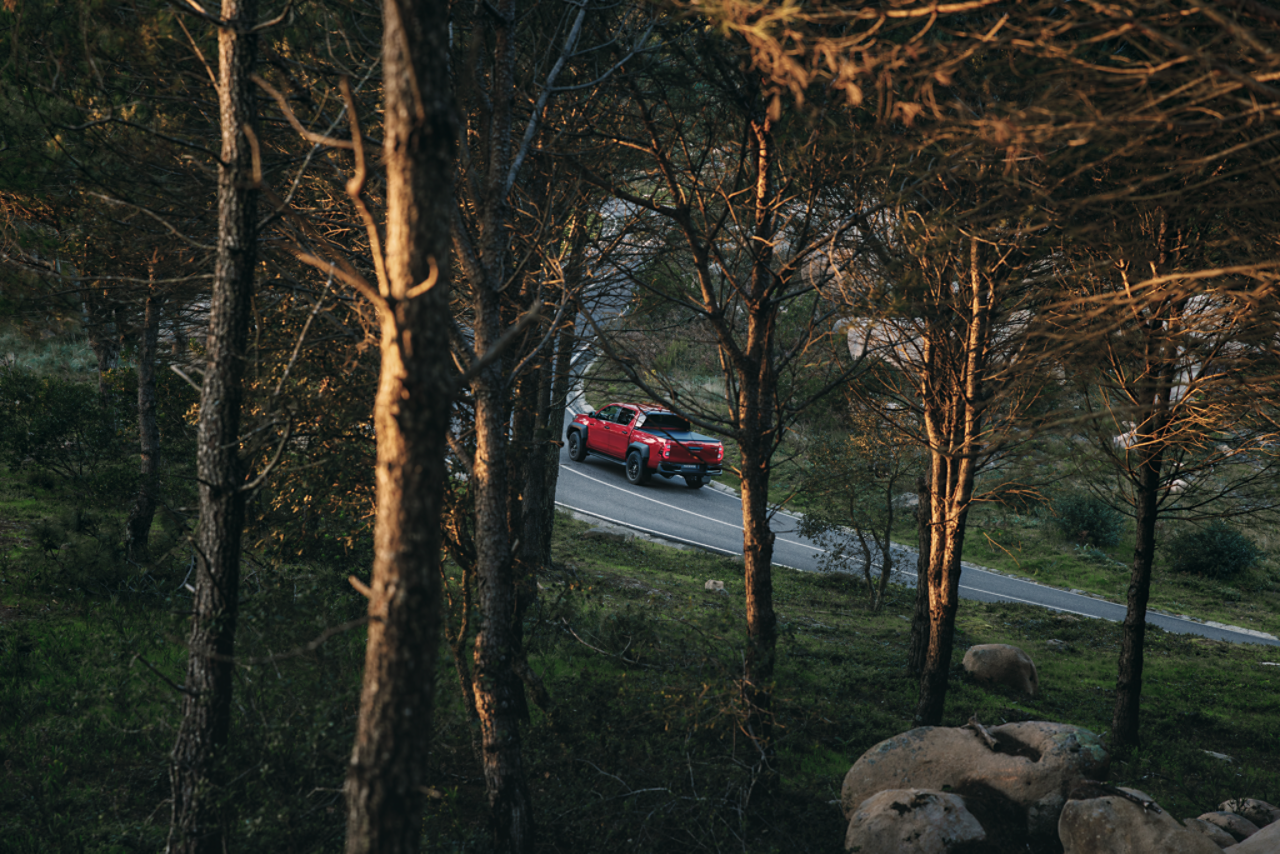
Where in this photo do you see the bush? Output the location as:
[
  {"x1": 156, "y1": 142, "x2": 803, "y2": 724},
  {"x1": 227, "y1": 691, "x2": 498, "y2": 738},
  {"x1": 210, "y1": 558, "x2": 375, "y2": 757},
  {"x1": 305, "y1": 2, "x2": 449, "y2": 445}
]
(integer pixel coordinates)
[
  {"x1": 1167, "y1": 520, "x2": 1261, "y2": 579},
  {"x1": 1052, "y1": 492, "x2": 1123, "y2": 547},
  {"x1": 0, "y1": 364, "x2": 128, "y2": 488}
]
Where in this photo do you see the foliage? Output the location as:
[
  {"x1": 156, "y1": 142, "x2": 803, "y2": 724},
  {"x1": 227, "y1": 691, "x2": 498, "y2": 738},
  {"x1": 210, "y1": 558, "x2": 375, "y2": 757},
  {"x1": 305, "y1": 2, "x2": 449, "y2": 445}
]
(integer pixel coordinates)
[
  {"x1": 0, "y1": 364, "x2": 129, "y2": 492},
  {"x1": 798, "y1": 404, "x2": 924, "y2": 611},
  {"x1": 1167, "y1": 520, "x2": 1262, "y2": 580},
  {"x1": 1052, "y1": 492, "x2": 1123, "y2": 548}
]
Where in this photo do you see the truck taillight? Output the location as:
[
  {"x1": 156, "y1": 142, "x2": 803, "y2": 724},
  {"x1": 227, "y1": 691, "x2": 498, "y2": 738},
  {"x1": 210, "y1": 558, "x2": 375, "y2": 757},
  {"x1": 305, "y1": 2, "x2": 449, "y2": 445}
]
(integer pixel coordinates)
[
  {"x1": 662, "y1": 443, "x2": 671, "y2": 458},
  {"x1": 715, "y1": 445, "x2": 723, "y2": 460}
]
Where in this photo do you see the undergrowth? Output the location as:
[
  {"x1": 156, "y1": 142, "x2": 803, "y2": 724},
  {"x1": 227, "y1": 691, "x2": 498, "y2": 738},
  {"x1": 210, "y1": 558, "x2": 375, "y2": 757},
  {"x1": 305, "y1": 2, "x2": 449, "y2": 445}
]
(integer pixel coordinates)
[{"x1": 3, "y1": 489, "x2": 1279, "y2": 852}]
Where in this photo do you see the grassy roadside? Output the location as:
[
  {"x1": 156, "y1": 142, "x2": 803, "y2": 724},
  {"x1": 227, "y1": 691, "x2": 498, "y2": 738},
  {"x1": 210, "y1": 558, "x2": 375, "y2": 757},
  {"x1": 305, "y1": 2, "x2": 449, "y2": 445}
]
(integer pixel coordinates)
[
  {"x1": 960, "y1": 503, "x2": 1280, "y2": 638},
  {"x1": 583, "y1": 359, "x2": 1280, "y2": 639},
  {"x1": 5, "y1": 468, "x2": 1278, "y2": 852}
]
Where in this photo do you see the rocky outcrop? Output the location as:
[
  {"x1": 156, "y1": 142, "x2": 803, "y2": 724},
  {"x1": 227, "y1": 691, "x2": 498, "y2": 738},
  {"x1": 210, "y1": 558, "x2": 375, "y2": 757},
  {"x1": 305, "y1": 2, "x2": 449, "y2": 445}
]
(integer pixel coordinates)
[
  {"x1": 1183, "y1": 818, "x2": 1238, "y2": 849},
  {"x1": 1197, "y1": 812, "x2": 1260, "y2": 842},
  {"x1": 844, "y1": 789, "x2": 986, "y2": 853},
  {"x1": 841, "y1": 721, "x2": 1107, "y2": 839},
  {"x1": 1219, "y1": 799, "x2": 1280, "y2": 829},
  {"x1": 1222, "y1": 817, "x2": 1280, "y2": 853},
  {"x1": 962, "y1": 643, "x2": 1039, "y2": 696},
  {"x1": 1059, "y1": 788, "x2": 1222, "y2": 854}
]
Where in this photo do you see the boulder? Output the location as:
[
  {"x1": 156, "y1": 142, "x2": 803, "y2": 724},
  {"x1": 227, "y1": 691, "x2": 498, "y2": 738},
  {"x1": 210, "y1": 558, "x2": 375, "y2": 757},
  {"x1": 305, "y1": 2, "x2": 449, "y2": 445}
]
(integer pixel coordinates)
[
  {"x1": 1059, "y1": 788, "x2": 1223, "y2": 854},
  {"x1": 844, "y1": 789, "x2": 985, "y2": 853},
  {"x1": 1196, "y1": 812, "x2": 1260, "y2": 842},
  {"x1": 962, "y1": 644, "x2": 1039, "y2": 696},
  {"x1": 1222, "y1": 816, "x2": 1280, "y2": 853},
  {"x1": 841, "y1": 721, "x2": 1108, "y2": 839},
  {"x1": 1183, "y1": 818, "x2": 1238, "y2": 849},
  {"x1": 704, "y1": 580, "x2": 725, "y2": 592},
  {"x1": 1219, "y1": 799, "x2": 1280, "y2": 829}
]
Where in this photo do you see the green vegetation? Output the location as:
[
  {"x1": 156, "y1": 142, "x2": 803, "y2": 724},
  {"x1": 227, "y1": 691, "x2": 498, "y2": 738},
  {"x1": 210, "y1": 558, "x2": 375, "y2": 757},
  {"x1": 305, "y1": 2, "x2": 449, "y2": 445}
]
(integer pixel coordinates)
[
  {"x1": 5, "y1": 450, "x2": 1278, "y2": 852},
  {"x1": 959, "y1": 503, "x2": 1280, "y2": 637},
  {"x1": 1168, "y1": 520, "x2": 1262, "y2": 580},
  {"x1": 1050, "y1": 492, "x2": 1124, "y2": 548}
]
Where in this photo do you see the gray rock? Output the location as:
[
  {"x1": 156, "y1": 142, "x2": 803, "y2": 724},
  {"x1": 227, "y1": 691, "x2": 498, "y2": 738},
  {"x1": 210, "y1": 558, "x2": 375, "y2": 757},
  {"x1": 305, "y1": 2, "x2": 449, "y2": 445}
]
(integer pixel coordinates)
[
  {"x1": 1046, "y1": 639, "x2": 1071, "y2": 652},
  {"x1": 1197, "y1": 812, "x2": 1260, "y2": 842},
  {"x1": 842, "y1": 721, "x2": 1108, "y2": 839},
  {"x1": 1184, "y1": 818, "x2": 1238, "y2": 849},
  {"x1": 844, "y1": 789, "x2": 985, "y2": 853},
  {"x1": 704, "y1": 580, "x2": 725, "y2": 592},
  {"x1": 1222, "y1": 816, "x2": 1280, "y2": 853},
  {"x1": 1219, "y1": 799, "x2": 1280, "y2": 829},
  {"x1": 962, "y1": 643, "x2": 1039, "y2": 696},
  {"x1": 1060, "y1": 788, "x2": 1222, "y2": 854}
]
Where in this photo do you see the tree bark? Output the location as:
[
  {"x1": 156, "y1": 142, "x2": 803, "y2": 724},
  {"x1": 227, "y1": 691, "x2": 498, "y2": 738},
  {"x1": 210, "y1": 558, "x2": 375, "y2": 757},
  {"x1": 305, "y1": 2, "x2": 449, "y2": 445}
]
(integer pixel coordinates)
[
  {"x1": 737, "y1": 112, "x2": 780, "y2": 773},
  {"x1": 342, "y1": 0, "x2": 457, "y2": 851},
  {"x1": 913, "y1": 238, "x2": 990, "y2": 726},
  {"x1": 1110, "y1": 334, "x2": 1173, "y2": 754},
  {"x1": 167, "y1": 2, "x2": 258, "y2": 850},
  {"x1": 907, "y1": 476, "x2": 932, "y2": 675},
  {"x1": 125, "y1": 285, "x2": 163, "y2": 563},
  {"x1": 472, "y1": 312, "x2": 535, "y2": 854}
]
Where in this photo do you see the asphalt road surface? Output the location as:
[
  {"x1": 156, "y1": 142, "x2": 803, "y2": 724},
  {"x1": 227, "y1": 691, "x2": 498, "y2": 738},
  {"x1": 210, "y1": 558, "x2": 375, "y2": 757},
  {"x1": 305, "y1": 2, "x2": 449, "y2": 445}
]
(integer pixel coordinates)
[{"x1": 553, "y1": 409, "x2": 1279, "y2": 648}]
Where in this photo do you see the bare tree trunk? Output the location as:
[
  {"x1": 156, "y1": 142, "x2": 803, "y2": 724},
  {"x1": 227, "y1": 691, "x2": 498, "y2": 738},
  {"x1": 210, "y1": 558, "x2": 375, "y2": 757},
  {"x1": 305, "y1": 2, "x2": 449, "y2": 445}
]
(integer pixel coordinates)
[
  {"x1": 740, "y1": 440, "x2": 777, "y2": 743},
  {"x1": 167, "y1": 3, "x2": 258, "y2": 850},
  {"x1": 342, "y1": 0, "x2": 457, "y2": 851},
  {"x1": 1111, "y1": 357, "x2": 1172, "y2": 754},
  {"x1": 907, "y1": 476, "x2": 932, "y2": 675},
  {"x1": 125, "y1": 284, "x2": 163, "y2": 562},
  {"x1": 738, "y1": 113, "x2": 780, "y2": 775},
  {"x1": 1111, "y1": 454, "x2": 1161, "y2": 754},
  {"x1": 472, "y1": 332, "x2": 535, "y2": 854},
  {"x1": 914, "y1": 239, "x2": 990, "y2": 726}
]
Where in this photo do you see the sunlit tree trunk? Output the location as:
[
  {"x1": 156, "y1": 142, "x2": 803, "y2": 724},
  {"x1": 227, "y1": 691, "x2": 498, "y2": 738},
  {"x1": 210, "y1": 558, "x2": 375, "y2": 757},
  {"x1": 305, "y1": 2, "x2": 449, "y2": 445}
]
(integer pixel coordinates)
[
  {"x1": 342, "y1": 0, "x2": 457, "y2": 850},
  {"x1": 167, "y1": 2, "x2": 258, "y2": 850},
  {"x1": 914, "y1": 239, "x2": 990, "y2": 726}
]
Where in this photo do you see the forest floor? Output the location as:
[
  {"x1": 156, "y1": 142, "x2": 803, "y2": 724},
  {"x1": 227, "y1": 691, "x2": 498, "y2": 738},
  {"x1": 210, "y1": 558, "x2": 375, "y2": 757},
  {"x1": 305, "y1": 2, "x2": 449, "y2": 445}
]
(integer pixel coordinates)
[{"x1": 2, "y1": 460, "x2": 1279, "y2": 853}]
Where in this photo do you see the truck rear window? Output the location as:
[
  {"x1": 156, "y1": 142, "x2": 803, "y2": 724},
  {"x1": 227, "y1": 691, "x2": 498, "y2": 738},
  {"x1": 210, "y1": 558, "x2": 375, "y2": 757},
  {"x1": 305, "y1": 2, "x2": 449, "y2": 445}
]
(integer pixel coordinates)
[{"x1": 641, "y1": 413, "x2": 690, "y2": 431}]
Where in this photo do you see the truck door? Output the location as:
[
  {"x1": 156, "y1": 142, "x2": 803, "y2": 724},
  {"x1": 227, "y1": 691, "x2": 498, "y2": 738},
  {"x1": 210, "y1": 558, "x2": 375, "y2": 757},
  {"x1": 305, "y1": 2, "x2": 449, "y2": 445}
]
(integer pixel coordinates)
[
  {"x1": 589, "y1": 405, "x2": 622, "y2": 457},
  {"x1": 609, "y1": 406, "x2": 638, "y2": 458}
]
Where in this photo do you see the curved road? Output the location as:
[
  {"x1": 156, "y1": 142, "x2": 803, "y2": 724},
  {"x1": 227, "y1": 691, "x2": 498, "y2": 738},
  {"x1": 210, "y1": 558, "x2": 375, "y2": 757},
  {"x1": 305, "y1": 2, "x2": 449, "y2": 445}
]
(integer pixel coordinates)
[{"x1": 553, "y1": 407, "x2": 1279, "y2": 648}]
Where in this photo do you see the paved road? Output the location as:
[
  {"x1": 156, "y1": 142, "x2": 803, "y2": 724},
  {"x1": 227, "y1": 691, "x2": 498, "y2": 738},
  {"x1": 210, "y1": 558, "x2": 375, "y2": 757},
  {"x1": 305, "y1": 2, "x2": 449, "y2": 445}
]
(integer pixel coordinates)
[{"x1": 553, "y1": 409, "x2": 1280, "y2": 648}]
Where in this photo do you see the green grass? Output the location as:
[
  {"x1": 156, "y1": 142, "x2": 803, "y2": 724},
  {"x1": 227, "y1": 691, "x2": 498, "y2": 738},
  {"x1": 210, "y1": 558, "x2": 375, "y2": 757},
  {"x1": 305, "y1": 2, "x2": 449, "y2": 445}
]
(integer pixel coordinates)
[
  {"x1": 961, "y1": 503, "x2": 1280, "y2": 637},
  {"x1": 0, "y1": 322, "x2": 97, "y2": 377},
  {"x1": 3, "y1": 462, "x2": 1279, "y2": 852}
]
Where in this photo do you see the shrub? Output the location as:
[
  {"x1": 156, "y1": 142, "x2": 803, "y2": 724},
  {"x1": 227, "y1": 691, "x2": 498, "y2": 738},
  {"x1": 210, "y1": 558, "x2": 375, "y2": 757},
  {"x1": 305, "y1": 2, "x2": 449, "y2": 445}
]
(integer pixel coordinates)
[
  {"x1": 0, "y1": 364, "x2": 127, "y2": 488},
  {"x1": 1167, "y1": 520, "x2": 1261, "y2": 579},
  {"x1": 1052, "y1": 492, "x2": 1123, "y2": 547}
]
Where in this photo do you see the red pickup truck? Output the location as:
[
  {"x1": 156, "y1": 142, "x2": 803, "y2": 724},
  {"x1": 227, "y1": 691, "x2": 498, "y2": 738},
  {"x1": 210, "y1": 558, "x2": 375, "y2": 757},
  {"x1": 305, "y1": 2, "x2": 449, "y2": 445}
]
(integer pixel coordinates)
[{"x1": 566, "y1": 403, "x2": 725, "y2": 488}]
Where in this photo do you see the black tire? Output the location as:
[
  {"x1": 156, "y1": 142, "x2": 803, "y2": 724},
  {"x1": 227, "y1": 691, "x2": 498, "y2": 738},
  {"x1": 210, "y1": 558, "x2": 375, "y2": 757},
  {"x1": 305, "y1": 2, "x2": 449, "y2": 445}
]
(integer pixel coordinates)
[
  {"x1": 626, "y1": 451, "x2": 650, "y2": 485},
  {"x1": 567, "y1": 430, "x2": 586, "y2": 462},
  {"x1": 684, "y1": 475, "x2": 705, "y2": 489}
]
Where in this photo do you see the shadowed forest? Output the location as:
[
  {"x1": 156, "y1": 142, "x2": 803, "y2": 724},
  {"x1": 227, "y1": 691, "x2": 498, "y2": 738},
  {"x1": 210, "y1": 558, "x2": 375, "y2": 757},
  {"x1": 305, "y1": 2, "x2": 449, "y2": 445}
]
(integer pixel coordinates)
[{"x1": 3, "y1": 0, "x2": 1280, "y2": 852}]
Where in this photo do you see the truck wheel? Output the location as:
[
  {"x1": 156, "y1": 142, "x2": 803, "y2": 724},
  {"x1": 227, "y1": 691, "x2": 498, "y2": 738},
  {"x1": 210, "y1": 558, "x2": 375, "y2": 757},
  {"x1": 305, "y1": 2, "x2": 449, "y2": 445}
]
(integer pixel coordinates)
[
  {"x1": 683, "y1": 475, "x2": 705, "y2": 489},
  {"x1": 567, "y1": 430, "x2": 586, "y2": 462},
  {"x1": 626, "y1": 451, "x2": 650, "y2": 485}
]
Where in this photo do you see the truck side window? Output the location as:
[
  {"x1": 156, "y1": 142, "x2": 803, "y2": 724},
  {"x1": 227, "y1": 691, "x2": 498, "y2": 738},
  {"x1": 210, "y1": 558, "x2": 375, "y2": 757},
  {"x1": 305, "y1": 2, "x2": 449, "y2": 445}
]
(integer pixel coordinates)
[
  {"x1": 595, "y1": 405, "x2": 619, "y2": 422},
  {"x1": 616, "y1": 408, "x2": 636, "y2": 426}
]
